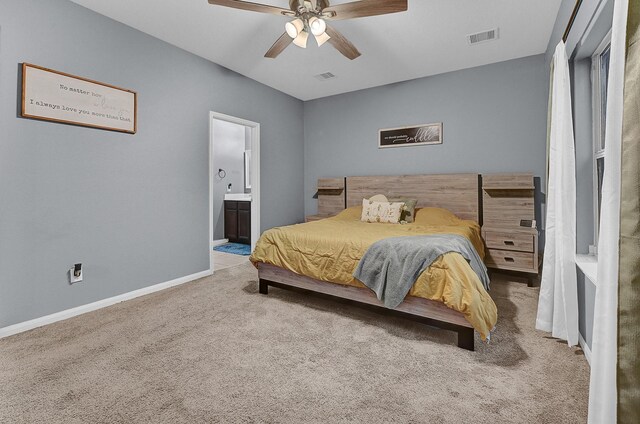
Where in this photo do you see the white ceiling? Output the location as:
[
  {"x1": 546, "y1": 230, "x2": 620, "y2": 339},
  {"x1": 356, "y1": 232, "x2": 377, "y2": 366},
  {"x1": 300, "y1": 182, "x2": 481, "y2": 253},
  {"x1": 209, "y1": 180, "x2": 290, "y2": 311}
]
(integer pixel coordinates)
[{"x1": 69, "y1": 0, "x2": 562, "y2": 101}]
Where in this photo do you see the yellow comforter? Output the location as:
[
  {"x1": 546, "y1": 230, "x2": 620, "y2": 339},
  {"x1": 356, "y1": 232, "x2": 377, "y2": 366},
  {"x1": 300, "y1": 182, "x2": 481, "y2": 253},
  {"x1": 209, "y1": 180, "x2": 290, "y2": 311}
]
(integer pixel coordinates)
[{"x1": 250, "y1": 207, "x2": 497, "y2": 340}]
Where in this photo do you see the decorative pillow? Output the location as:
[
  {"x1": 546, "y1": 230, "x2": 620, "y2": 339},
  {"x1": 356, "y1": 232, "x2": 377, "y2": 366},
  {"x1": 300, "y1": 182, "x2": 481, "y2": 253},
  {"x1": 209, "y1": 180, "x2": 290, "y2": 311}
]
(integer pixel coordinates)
[
  {"x1": 361, "y1": 199, "x2": 404, "y2": 223},
  {"x1": 388, "y1": 198, "x2": 418, "y2": 223}
]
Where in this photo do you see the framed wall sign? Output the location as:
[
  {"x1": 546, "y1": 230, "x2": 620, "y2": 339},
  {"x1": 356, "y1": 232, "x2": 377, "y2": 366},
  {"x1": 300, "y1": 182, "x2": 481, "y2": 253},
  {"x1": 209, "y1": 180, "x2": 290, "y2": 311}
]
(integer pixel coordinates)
[
  {"x1": 379, "y1": 122, "x2": 442, "y2": 148},
  {"x1": 21, "y1": 63, "x2": 137, "y2": 134}
]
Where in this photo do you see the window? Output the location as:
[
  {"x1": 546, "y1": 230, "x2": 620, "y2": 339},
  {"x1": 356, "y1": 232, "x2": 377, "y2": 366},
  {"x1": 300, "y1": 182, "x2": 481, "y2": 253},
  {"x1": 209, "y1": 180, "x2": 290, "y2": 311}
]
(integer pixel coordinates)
[{"x1": 591, "y1": 31, "x2": 611, "y2": 244}]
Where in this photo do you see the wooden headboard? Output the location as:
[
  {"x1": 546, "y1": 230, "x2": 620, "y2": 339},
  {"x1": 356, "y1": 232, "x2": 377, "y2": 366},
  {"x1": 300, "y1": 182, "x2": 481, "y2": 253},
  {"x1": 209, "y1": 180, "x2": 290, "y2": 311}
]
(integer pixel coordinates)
[{"x1": 345, "y1": 173, "x2": 482, "y2": 222}]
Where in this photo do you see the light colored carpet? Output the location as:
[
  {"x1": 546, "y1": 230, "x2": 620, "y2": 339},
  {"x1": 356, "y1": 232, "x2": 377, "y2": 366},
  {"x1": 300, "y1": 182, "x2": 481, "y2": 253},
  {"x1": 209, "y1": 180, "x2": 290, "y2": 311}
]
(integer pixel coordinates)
[{"x1": 0, "y1": 263, "x2": 589, "y2": 423}]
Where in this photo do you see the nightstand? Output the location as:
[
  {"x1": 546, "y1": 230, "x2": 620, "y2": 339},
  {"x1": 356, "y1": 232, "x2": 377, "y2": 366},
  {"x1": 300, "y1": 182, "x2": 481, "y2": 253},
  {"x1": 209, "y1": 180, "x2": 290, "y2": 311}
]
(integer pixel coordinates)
[
  {"x1": 482, "y1": 173, "x2": 540, "y2": 286},
  {"x1": 482, "y1": 227, "x2": 539, "y2": 286}
]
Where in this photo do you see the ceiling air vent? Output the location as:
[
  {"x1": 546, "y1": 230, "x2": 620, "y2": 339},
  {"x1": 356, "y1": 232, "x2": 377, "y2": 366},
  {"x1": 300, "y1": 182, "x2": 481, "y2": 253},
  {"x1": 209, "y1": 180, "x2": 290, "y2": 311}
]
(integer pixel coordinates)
[
  {"x1": 467, "y1": 28, "x2": 499, "y2": 45},
  {"x1": 314, "y1": 72, "x2": 336, "y2": 81}
]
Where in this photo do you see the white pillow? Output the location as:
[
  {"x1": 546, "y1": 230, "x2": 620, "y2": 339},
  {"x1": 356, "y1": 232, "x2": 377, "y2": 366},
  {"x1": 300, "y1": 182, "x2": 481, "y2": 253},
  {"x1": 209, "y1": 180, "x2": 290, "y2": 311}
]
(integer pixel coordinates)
[{"x1": 361, "y1": 199, "x2": 404, "y2": 223}]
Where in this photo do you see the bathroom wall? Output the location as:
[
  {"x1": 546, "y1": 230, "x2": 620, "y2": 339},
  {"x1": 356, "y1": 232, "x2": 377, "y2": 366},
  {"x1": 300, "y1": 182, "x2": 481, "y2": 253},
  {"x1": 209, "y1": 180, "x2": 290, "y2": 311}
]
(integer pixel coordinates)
[{"x1": 212, "y1": 119, "x2": 249, "y2": 241}]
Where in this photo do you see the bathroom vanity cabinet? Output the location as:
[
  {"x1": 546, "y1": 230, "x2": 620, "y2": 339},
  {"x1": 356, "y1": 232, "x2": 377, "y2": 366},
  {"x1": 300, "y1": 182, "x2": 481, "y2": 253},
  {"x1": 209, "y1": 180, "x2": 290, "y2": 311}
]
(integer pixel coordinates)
[{"x1": 224, "y1": 200, "x2": 251, "y2": 245}]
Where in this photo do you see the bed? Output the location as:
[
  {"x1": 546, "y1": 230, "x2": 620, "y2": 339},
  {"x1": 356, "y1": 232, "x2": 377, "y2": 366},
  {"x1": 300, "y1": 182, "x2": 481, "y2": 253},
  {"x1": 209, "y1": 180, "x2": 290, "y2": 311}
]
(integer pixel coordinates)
[{"x1": 250, "y1": 174, "x2": 497, "y2": 350}]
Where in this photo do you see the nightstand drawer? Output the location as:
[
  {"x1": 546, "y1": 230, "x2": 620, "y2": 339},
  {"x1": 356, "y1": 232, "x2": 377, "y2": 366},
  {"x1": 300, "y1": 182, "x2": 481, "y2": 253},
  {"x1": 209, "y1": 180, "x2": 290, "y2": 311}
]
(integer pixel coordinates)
[
  {"x1": 484, "y1": 231, "x2": 534, "y2": 252},
  {"x1": 486, "y1": 249, "x2": 535, "y2": 271}
]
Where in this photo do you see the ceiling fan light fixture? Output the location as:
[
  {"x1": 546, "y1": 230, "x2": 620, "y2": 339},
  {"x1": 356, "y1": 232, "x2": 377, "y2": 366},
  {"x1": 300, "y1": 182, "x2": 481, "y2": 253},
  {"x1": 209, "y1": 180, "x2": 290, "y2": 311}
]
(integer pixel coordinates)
[
  {"x1": 207, "y1": 0, "x2": 407, "y2": 60},
  {"x1": 308, "y1": 17, "x2": 326, "y2": 36},
  {"x1": 314, "y1": 31, "x2": 330, "y2": 47},
  {"x1": 285, "y1": 18, "x2": 304, "y2": 38},
  {"x1": 292, "y1": 30, "x2": 309, "y2": 48}
]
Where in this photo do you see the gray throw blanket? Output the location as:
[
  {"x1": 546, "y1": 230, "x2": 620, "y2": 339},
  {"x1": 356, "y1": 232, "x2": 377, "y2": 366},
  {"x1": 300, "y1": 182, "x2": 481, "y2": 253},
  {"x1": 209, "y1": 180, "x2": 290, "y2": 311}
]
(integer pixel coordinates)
[{"x1": 353, "y1": 234, "x2": 489, "y2": 309}]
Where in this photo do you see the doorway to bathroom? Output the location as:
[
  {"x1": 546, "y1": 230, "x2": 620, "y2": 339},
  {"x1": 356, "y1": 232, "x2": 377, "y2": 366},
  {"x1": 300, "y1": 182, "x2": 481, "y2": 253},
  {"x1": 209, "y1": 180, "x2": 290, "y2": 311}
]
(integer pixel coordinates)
[{"x1": 209, "y1": 112, "x2": 260, "y2": 271}]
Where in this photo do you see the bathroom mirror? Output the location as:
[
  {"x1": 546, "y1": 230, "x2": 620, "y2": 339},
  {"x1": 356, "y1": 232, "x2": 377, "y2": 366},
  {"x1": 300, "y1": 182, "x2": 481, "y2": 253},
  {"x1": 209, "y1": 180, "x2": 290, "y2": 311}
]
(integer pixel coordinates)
[{"x1": 244, "y1": 150, "x2": 251, "y2": 190}]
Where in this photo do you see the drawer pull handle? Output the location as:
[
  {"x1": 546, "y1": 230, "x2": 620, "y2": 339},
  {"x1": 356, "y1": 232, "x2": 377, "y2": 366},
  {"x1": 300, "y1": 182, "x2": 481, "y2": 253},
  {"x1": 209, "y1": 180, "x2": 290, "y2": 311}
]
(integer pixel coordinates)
[
  {"x1": 505, "y1": 257, "x2": 515, "y2": 262},
  {"x1": 504, "y1": 240, "x2": 515, "y2": 246}
]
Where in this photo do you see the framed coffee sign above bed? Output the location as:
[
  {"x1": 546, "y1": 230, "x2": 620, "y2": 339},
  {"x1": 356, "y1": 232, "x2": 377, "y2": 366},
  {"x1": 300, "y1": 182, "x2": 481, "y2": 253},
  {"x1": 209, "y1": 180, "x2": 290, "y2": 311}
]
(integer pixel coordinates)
[
  {"x1": 379, "y1": 122, "x2": 442, "y2": 148},
  {"x1": 21, "y1": 63, "x2": 137, "y2": 134}
]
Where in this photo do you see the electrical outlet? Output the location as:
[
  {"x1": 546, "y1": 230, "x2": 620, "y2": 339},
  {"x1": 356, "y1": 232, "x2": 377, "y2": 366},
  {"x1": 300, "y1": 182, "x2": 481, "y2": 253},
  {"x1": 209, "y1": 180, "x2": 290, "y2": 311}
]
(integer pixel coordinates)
[{"x1": 69, "y1": 263, "x2": 83, "y2": 284}]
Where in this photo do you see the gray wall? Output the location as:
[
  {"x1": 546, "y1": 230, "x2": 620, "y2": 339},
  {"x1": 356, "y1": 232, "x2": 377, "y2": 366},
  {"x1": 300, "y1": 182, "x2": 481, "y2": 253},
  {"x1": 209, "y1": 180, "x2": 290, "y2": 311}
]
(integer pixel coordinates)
[
  {"x1": 212, "y1": 119, "x2": 250, "y2": 241},
  {"x1": 0, "y1": 0, "x2": 304, "y2": 328},
  {"x1": 304, "y1": 54, "x2": 548, "y2": 217}
]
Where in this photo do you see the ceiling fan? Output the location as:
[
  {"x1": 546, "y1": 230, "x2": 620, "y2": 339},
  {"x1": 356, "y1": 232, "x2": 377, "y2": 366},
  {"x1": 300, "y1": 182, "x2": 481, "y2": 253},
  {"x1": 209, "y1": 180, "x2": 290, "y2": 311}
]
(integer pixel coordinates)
[{"x1": 207, "y1": 0, "x2": 408, "y2": 60}]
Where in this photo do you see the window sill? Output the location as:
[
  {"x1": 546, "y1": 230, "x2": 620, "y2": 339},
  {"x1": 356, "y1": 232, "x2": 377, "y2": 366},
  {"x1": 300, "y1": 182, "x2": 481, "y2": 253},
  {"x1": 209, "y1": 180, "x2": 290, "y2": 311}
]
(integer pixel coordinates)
[{"x1": 575, "y1": 254, "x2": 598, "y2": 285}]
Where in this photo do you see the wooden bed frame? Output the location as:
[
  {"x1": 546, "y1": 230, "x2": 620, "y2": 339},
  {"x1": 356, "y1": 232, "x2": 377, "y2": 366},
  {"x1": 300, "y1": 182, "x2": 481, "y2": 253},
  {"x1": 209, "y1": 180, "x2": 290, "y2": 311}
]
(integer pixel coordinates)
[
  {"x1": 258, "y1": 263, "x2": 475, "y2": 350},
  {"x1": 257, "y1": 173, "x2": 482, "y2": 351}
]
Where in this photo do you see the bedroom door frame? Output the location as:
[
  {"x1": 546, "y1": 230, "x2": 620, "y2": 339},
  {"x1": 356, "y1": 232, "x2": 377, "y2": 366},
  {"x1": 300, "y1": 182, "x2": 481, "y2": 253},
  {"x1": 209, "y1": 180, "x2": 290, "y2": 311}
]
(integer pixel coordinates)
[{"x1": 209, "y1": 111, "x2": 260, "y2": 271}]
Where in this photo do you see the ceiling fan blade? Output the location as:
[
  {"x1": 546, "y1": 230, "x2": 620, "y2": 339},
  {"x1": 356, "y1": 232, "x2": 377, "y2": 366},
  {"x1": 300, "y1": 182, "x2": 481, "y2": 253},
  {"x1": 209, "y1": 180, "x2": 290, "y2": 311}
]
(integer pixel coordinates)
[
  {"x1": 325, "y1": 25, "x2": 361, "y2": 60},
  {"x1": 323, "y1": 0, "x2": 407, "y2": 20},
  {"x1": 264, "y1": 33, "x2": 294, "y2": 58},
  {"x1": 208, "y1": 0, "x2": 294, "y2": 16}
]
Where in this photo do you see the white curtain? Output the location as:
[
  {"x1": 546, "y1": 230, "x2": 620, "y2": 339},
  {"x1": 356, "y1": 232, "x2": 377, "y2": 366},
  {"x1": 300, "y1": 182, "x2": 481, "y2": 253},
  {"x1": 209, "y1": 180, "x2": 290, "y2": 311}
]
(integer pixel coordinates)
[
  {"x1": 588, "y1": 0, "x2": 629, "y2": 422},
  {"x1": 536, "y1": 41, "x2": 579, "y2": 346}
]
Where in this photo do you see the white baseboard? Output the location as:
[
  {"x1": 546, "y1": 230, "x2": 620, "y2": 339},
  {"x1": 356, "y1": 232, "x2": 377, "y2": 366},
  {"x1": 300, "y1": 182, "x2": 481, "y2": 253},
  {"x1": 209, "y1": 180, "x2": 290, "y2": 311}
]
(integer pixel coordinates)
[
  {"x1": 579, "y1": 333, "x2": 592, "y2": 366},
  {"x1": 211, "y1": 239, "x2": 228, "y2": 248},
  {"x1": 0, "y1": 269, "x2": 213, "y2": 340}
]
